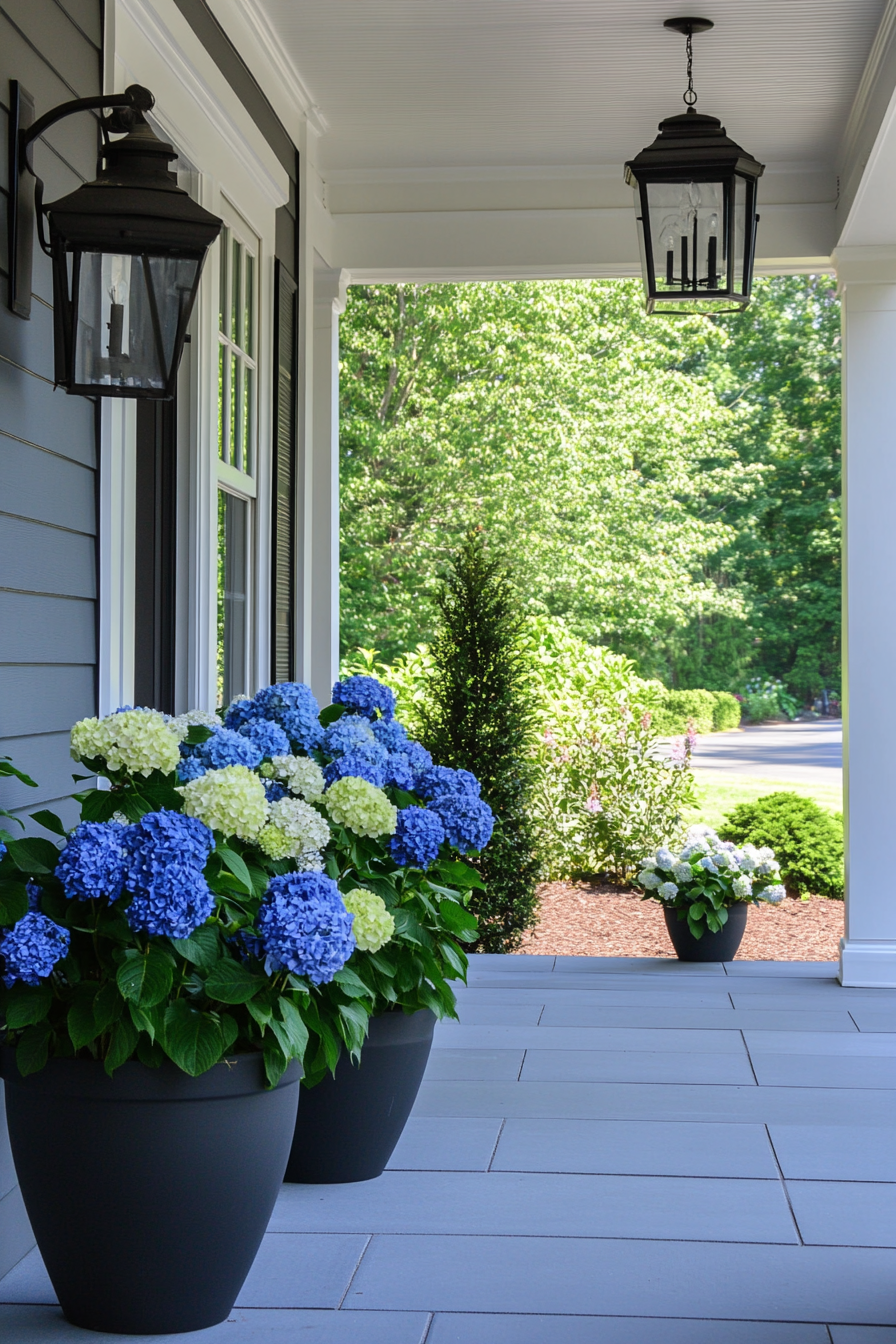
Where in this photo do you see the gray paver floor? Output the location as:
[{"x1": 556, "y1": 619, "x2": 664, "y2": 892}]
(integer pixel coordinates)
[{"x1": 1, "y1": 953, "x2": 894, "y2": 1341}]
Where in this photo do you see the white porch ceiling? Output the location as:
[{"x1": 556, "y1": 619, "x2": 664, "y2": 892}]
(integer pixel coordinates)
[{"x1": 256, "y1": 0, "x2": 885, "y2": 173}]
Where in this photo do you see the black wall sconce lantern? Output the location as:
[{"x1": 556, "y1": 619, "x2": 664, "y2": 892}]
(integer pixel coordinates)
[
  {"x1": 7, "y1": 81, "x2": 222, "y2": 397},
  {"x1": 624, "y1": 19, "x2": 764, "y2": 314}
]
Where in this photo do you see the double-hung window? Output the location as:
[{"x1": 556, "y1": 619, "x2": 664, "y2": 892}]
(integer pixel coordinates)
[{"x1": 216, "y1": 216, "x2": 258, "y2": 708}]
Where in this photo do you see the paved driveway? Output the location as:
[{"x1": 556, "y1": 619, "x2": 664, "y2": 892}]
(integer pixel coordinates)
[{"x1": 690, "y1": 721, "x2": 842, "y2": 787}]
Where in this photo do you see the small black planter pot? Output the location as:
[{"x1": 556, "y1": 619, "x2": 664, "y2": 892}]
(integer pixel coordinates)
[
  {"x1": 285, "y1": 1007, "x2": 435, "y2": 1184},
  {"x1": 0, "y1": 1051, "x2": 300, "y2": 1335},
  {"x1": 663, "y1": 901, "x2": 749, "y2": 962}
]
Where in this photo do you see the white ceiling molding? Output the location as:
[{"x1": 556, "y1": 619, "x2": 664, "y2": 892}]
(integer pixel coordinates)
[
  {"x1": 838, "y1": 0, "x2": 896, "y2": 216},
  {"x1": 205, "y1": 0, "x2": 329, "y2": 138},
  {"x1": 116, "y1": 0, "x2": 289, "y2": 207},
  {"x1": 834, "y1": 244, "x2": 896, "y2": 285}
]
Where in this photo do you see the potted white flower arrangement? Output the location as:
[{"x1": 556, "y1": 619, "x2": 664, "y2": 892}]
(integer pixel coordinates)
[{"x1": 636, "y1": 824, "x2": 785, "y2": 961}]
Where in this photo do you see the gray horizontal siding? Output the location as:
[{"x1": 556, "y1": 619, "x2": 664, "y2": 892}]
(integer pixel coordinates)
[
  {"x1": 0, "y1": 665, "x2": 95, "y2": 737},
  {"x1": 0, "y1": 514, "x2": 96, "y2": 597},
  {"x1": 0, "y1": 436, "x2": 95, "y2": 531},
  {"x1": 0, "y1": 358, "x2": 96, "y2": 465},
  {"x1": 0, "y1": 279, "x2": 60, "y2": 383},
  {"x1": 0, "y1": 591, "x2": 96, "y2": 662},
  {"x1": 2, "y1": 0, "x2": 101, "y2": 96},
  {"x1": 0, "y1": 730, "x2": 80, "y2": 812}
]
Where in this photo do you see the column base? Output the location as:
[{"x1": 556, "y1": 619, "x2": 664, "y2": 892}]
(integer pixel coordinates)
[{"x1": 839, "y1": 938, "x2": 896, "y2": 988}]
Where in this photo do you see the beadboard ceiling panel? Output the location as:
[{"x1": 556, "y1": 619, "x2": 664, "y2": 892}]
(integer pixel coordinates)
[{"x1": 253, "y1": 0, "x2": 888, "y2": 173}]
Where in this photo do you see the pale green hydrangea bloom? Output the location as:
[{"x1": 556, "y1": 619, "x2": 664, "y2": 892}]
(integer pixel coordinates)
[
  {"x1": 167, "y1": 709, "x2": 221, "y2": 739},
  {"x1": 324, "y1": 776, "x2": 397, "y2": 838},
  {"x1": 732, "y1": 874, "x2": 753, "y2": 899},
  {"x1": 342, "y1": 888, "x2": 395, "y2": 952},
  {"x1": 658, "y1": 881, "x2": 678, "y2": 900},
  {"x1": 71, "y1": 710, "x2": 181, "y2": 777},
  {"x1": 180, "y1": 765, "x2": 268, "y2": 840},
  {"x1": 257, "y1": 797, "x2": 330, "y2": 861},
  {"x1": 637, "y1": 870, "x2": 662, "y2": 889}
]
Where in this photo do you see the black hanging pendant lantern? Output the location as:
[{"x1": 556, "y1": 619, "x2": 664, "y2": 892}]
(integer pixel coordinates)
[
  {"x1": 7, "y1": 82, "x2": 222, "y2": 397},
  {"x1": 624, "y1": 19, "x2": 764, "y2": 314}
]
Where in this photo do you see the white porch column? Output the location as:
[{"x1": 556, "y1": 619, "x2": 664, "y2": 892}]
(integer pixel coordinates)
[
  {"x1": 836, "y1": 247, "x2": 896, "y2": 987},
  {"x1": 306, "y1": 263, "x2": 350, "y2": 708}
]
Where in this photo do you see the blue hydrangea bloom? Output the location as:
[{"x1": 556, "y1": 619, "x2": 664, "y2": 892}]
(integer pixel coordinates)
[
  {"x1": 1, "y1": 912, "x2": 70, "y2": 987},
  {"x1": 0, "y1": 840, "x2": 7, "y2": 863},
  {"x1": 176, "y1": 755, "x2": 207, "y2": 783},
  {"x1": 26, "y1": 881, "x2": 42, "y2": 911},
  {"x1": 331, "y1": 675, "x2": 396, "y2": 722},
  {"x1": 124, "y1": 861, "x2": 215, "y2": 939},
  {"x1": 179, "y1": 726, "x2": 262, "y2": 777},
  {"x1": 256, "y1": 872, "x2": 355, "y2": 985},
  {"x1": 371, "y1": 718, "x2": 409, "y2": 752},
  {"x1": 416, "y1": 765, "x2": 481, "y2": 801},
  {"x1": 430, "y1": 793, "x2": 494, "y2": 852},
  {"x1": 390, "y1": 806, "x2": 445, "y2": 868},
  {"x1": 229, "y1": 929, "x2": 265, "y2": 962},
  {"x1": 323, "y1": 751, "x2": 387, "y2": 789},
  {"x1": 385, "y1": 752, "x2": 417, "y2": 790},
  {"x1": 263, "y1": 779, "x2": 288, "y2": 802},
  {"x1": 125, "y1": 811, "x2": 215, "y2": 876},
  {"x1": 55, "y1": 821, "x2": 129, "y2": 903},
  {"x1": 222, "y1": 697, "x2": 257, "y2": 731},
  {"x1": 322, "y1": 716, "x2": 376, "y2": 757},
  {"x1": 252, "y1": 683, "x2": 322, "y2": 751},
  {"x1": 238, "y1": 718, "x2": 291, "y2": 759}
]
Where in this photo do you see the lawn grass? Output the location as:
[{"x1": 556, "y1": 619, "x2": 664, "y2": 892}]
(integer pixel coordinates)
[{"x1": 685, "y1": 771, "x2": 843, "y2": 833}]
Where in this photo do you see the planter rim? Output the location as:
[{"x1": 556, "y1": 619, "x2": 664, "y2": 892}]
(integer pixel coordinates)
[
  {"x1": 362, "y1": 1006, "x2": 436, "y2": 1048},
  {"x1": 0, "y1": 1047, "x2": 300, "y2": 1100}
]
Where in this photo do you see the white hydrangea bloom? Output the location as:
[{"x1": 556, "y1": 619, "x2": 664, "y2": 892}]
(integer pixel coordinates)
[
  {"x1": 699, "y1": 856, "x2": 717, "y2": 872},
  {"x1": 758, "y1": 847, "x2": 775, "y2": 861},
  {"x1": 640, "y1": 857, "x2": 658, "y2": 871},
  {"x1": 687, "y1": 824, "x2": 720, "y2": 847},
  {"x1": 180, "y1": 765, "x2": 268, "y2": 840},
  {"x1": 266, "y1": 754, "x2": 326, "y2": 801},
  {"x1": 257, "y1": 797, "x2": 331, "y2": 861},
  {"x1": 760, "y1": 884, "x2": 786, "y2": 904},
  {"x1": 658, "y1": 881, "x2": 679, "y2": 901},
  {"x1": 732, "y1": 874, "x2": 753, "y2": 899},
  {"x1": 738, "y1": 846, "x2": 759, "y2": 873},
  {"x1": 71, "y1": 709, "x2": 180, "y2": 777},
  {"x1": 672, "y1": 862, "x2": 693, "y2": 884},
  {"x1": 168, "y1": 709, "x2": 221, "y2": 740},
  {"x1": 638, "y1": 870, "x2": 662, "y2": 889},
  {"x1": 655, "y1": 848, "x2": 676, "y2": 871},
  {"x1": 755, "y1": 860, "x2": 779, "y2": 877}
]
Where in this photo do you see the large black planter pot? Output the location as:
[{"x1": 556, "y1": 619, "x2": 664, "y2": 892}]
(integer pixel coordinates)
[
  {"x1": 664, "y1": 901, "x2": 749, "y2": 962},
  {"x1": 0, "y1": 1051, "x2": 300, "y2": 1335},
  {"x1": 285, "y1": 1007, "x2": 435, "y2": 1184}
]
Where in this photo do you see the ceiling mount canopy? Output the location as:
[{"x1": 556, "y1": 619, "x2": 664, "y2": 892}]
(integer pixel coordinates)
[{"x1": 624, "y1": 17, "x2": 764, "y2": 315}]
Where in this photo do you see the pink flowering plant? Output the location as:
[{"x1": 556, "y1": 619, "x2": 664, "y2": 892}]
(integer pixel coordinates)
[
  {"x1": 531, "y1": 698, "x2": 695, "y2": 882},
  {"x1": 0, "y1": 679, "x2": 487, "y2": 1088}
]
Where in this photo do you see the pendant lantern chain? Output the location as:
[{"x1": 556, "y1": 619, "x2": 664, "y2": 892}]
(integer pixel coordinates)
[{"x1": 684, "y1": 28, "x2": 698, "y2": 106}]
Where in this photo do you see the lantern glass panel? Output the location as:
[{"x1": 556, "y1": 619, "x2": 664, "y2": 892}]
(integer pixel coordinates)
[
  {"x1": 733, "y1": 173, "x2": 747, "y2": 295},
  {"x1": 73, "y1": 251, "x2": 199, "y2": 393},
  {"x1": 643, "y1": 179, "x2": 725, "y2": 298}
]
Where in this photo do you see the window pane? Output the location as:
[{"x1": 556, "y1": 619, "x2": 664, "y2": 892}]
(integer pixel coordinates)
[
  {"x1": 230, "y1": 354, "x2": 241, "y2": 471},
  {"x1": 245, "y1": 253, "x2": 255, "y2": 356},
  {"x1": 231, "y1": 238, "x2": 242, "y2": 349},
  {"x1": 217, "y1": 490, "x2": 249, "y2": 708},
  {"x1": 243, "y1": 366, "x2": 254, "y2": 476},
  {"x1": 219, "y1": 227, "x2": 229, "y2": 336},
  {"x1": 217, "y1": 343, "x2": 225, "y2": 460}
]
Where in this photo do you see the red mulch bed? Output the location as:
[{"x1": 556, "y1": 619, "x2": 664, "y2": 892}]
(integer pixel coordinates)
[{"x1": 516, "y1": 881, "x2": 843, "y2": 961}]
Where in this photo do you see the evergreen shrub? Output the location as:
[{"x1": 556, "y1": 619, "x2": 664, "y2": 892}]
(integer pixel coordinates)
[
  {"x1": 651, "y1": 689, "x2": 717, "y2": 736},
  {"x1": 719, "y1": 792, "x2": 844, "y2": 899},
  {"x1": 417, "y1": 533, "x2": 541, "y2": 952}
]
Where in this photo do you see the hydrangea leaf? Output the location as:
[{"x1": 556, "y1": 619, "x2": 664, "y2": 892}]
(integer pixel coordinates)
[
  {"x1": 116, "y1": 947, "x2": 174, "y2": 1008},
  {"x1": 267, "y1": 998, "x2": 308, "y2": 1061},
  {"x1": 171, "y1": 926, "x2": 219, "y2": 968},
  {"x1": 438, "y1": 940, "x2": 467, "y2": 977},
  {"x1": 216, "y1": 847, "x2": 253, "y2": 895},
  {"x1": 437, "y1": 898, "x2": 479, "y2": 937},
  {"x1": 246, "y1": 997, "x2": 274, "y2": 1030},
  {"x1": 93, "y1": 980, "x2": 125, "y2": 1033},
  {"x1": 68, "y1": 987, "x2": 100, "y2": 1050},
  {"x1": 5, "y1": 837, "x2": 60, "y2": 875},
  {"x1": 0, "y1": 881, "x2": 28, "y2": 927},
  {"x1": 15, "y1": 1022, "x2": 50, "y2": 1076},
  {"x1": 205, "y1": 959, "x2": 267, "y2": 1004},
  {"x1": 333, "y1": 966, "x2": 374, "y2": 1000},
  {"x1": 0, "y1": 759, "x2": 38, "y2": 788},
  {"x1": 185, "y1": 725, "x2": 215, "y2": 745},
  {"x1": 79, "y1": 790, "x2": 131, "y2": 824},
  {"x1": 163, "y1": 1001, "x2": 223, "y2": 1076},
  {"x1": 104, "y1": 1016, "x2": 139, "y2": 1075},
  {"x1": 436, "y1": 860, "x2": 486, "y2": 890},
  {"x1": 219, "y1": 1013, "x2": 239, "y2": 1054},
  {"x1": 318, "y1": 704, "x2": 346, "y2": 727},
  {"x1": 29, "y1": 810, "x2": 67, "y2": 838},
  {"x1": 4, "y1": 982, "x2": 53, "y2": 1030}
]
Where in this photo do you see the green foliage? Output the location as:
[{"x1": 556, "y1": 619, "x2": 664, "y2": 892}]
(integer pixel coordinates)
[
  {"x1": 340, "y1": 276, "x2": 841, "y2": 698},
  {"x1": 719, "y1": 792, "x2": 844, "y2": 899},
  {"x1": 532, "y1": 699, "x2": 695, "y2": 884},
  {"x1": 710, "y1": 692, "x2": 742, "y2": 732},
  {"x1": 417, "y1": 533, "x2": 541, "y2": 952},
  {"x1": 740, "y1": 677, "x2": 800, "y2": 723},
  {"x1": 651, "y1": 689, "x2": 718, "y2": 736}
]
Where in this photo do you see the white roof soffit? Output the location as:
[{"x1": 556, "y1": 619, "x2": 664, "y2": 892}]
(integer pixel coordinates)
[{"x1": 232, "y1": 0, "x2": 895, "y2": 279}]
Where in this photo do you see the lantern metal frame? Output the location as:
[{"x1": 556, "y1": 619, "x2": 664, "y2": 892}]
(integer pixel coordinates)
[
  {"x1": 623, "y1": 19, "x2": 765, "y2": 315},
  {"x1": 6, "y1": 80, "x2": 222, "y2": 399}
]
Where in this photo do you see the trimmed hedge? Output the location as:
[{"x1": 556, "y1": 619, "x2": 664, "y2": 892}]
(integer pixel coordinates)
[
  {"x1": 719, "y1": 792, "x2": 844, "y2": 900},
  {"x1": 651, "y1": 688, "x2": 742, "y2": 735}
]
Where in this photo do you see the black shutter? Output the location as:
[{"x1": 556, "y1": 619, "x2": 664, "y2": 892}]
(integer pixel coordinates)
[{"x1": 272, "y1": 260, "x2": 297, "y2": 682}]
